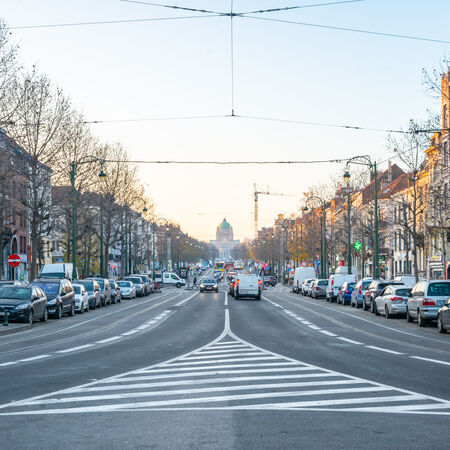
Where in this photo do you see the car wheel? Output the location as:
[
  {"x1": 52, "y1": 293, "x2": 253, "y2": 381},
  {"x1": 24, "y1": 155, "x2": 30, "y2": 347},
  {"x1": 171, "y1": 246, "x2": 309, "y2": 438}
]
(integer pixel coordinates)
[
  {"x1": 373, "y1": 302, "x2": 380, "y2": 316},
  {"x1": 437, "y1": 315, "x2": 447, "y2": 334},
  {"x1": 53, "y1": 305, "x2": 62, "y2": 319},
  {"x1": 176, "y1": 283, "x2": 181, "y2": 288},
  {"x1": 417, "y1": 311, "x2": 427, "y2": 327},
  {"x1": 68, "y1": 302, "x2": 75, "y2": 317},
  {"x1": 362, "y1": 299, "x2": 369, "y2": 311},
  {"x1": 40, "y1": 308, "x2": 48, "y2": 322},
  {"x1": 79, "y1": 305, "x2": 83, "y2": 314},
  {"x1": 385, "y1": 305, "x2": 391, "y2": 319},
  {"x1": 406, "y1": 307, "x2": 413, "y2": 322},
  {"x1": 85, "y1": 302, "x2": 89, "y2": 312},
  {"x1": 24, "y1": 309, "x2": 34, "y2": 324},
  {"x1": 235, "y1": 295, "x2": 239, "y2": 300},
  {"x1": 200, "y1": 289, "x2": 203, "y2": 293}
]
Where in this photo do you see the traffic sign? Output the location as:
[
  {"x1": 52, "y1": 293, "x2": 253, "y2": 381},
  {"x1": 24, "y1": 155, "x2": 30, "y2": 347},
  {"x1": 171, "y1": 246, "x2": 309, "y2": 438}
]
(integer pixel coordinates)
[
  {"x1": 8, "y1": 254, "x2": 21, "y2": 268},
  {"x1": 301, "y1": 261, "x2": 307, "y2": 267}
]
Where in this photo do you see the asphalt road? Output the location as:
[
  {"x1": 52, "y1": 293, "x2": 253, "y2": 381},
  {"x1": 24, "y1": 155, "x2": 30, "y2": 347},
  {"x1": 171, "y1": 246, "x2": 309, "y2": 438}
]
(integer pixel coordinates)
[{"x1": 0, "y1": 281, "x2": 449, "y2": 449}]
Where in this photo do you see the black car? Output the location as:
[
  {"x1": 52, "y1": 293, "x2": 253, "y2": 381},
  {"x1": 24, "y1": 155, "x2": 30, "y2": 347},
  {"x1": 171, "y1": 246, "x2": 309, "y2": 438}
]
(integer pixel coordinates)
[
  {"x1": 264, "y1": 275, "x2": 277, "y2": 287},
  {"x1": 200, "y1": 278, "x2": 219, "y2": 293},
  {"x1": 31, "y1": 278, "x2": 75, "y2": 319},
  {"x1": 76, "y1": 279, "x2": 102, "y2": 309},
  {"x1": 108, "y1": 279, "x2": 122, "y2": 304},
  {"x1": 0, "y1": 285, "x2": 48, "y2": 324}
]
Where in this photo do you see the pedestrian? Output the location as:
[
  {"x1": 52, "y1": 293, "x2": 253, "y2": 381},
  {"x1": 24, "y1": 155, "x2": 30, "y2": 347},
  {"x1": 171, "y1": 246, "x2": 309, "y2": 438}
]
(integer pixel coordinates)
[{"x1": 193, "y1": 276, "x2": 197, "y2": 289}]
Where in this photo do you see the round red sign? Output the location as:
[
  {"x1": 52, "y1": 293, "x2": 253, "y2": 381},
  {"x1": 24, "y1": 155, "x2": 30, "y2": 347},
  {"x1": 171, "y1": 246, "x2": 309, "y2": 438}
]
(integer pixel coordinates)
[{"x1": 8, "y1": 254, "x2": 21, "y2": 268}]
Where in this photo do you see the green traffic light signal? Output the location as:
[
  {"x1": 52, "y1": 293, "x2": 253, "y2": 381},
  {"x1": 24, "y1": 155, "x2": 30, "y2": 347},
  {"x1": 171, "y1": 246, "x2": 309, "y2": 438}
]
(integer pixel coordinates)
[{"x1": 353, "y1": 241, "x2": 362, "y2": 251}]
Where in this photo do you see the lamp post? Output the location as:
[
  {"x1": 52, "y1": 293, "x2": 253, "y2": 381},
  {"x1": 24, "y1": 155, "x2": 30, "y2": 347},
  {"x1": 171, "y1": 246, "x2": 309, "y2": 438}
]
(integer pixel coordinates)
[
  {"x1": 344, "y1": 156, "x2": 379, "y2": 278},
  {"x1": 70, "y1": 157, "x2": 106, "y2": 280},
  {"x1": 155, "y1": 218, "x2": 170, "y2": 271},
  {"x1": 343, "y1": 171, "x2": 352, "y2": 275},
  {"x1": 303, "y1": 195, "x2": 327, "y2": 279}
]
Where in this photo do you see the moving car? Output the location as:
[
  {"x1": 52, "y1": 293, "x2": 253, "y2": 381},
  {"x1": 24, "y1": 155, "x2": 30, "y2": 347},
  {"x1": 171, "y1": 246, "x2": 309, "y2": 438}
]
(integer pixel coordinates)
[
  {"x1": 350, "y1": 278, "x2": 373, "y2": 308},
  {"x1": 72, "y1": 283, "x2": 90, "y2": 313},
  {"x1": 263, "y1": 275, "x2": 277, "y2": 287},
  {"x1": 337, "y1": 282, "x2": 356, "y2": 305},
  {"x1": 76, "y1": 279, "x2": 101, "y2": 309},
  {"x1": 161, "y1": 272, "x2": 186, "y2": 288},
  {"x1": 233, "y1": 274, "x2": 262, "y2": 300},
  {"x1": 375, "y1": 285, "x2": 411, "y2": 318},
  {"x1": 31, "y1": 278, "x2": 75, "y2": 319},
  {"x1": 293, "y1": 267, "x2": 316, "y2": 293},
  {"x1": 117, "y1": 280, "x2": 136, "y2": 299},
  {"x1": 407, "y1": 280, "x2": 450, "y2": 327},
  {"x1": 0, "y1": 285, "x2": 48, "y2": 324},
  {"x1": 86, "y1": 278, "x2": 112, "y2": 306},
  {"x1": 362, "y1": 280, "x2": 403, "y2": 312},
  {"x1": 437, "y1": 299, "x2": 450, "y2": 333},
  {"x1": 310, "y1": 279, "x2": 328, "y2": 299},
  {"x1": 228, "y1": 276, "x2": 236, "y2": 296},
  {"x1": 108, "y1": 279, "x2": 122, "y2": 303},
  {"x1": 326, "y1": 274, "x2": 357, "y2": 302},
  {"x1": 199, "y1": 278, "x2": 218, "y2": 293}
]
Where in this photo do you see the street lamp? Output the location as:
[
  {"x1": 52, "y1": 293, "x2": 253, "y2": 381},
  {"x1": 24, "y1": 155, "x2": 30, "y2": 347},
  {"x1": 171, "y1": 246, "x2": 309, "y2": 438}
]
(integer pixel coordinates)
[
  {"x1": 344, "y1": 155, "x2": 379, "y2": 278},
  {"x1": 98, "y1": 169, "x2": 107, "y2": 277},
  {"x1": 70, "y1": 157, "x2": 105, "y2": 280},
  {"x1": 303, "y1": 195, "x2": 327, "y2": 279},
  {"x1": 343, "y1": 174, "x2": 352, "y2": 275}
]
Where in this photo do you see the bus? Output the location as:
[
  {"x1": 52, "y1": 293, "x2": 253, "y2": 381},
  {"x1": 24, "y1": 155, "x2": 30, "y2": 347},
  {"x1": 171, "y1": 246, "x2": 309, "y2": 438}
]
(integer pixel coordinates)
[
  {"x1": 214, "y1": 261, "x2": 225, "y2": 273},
  {"x1": 234, "y1": 260, "x2": 244, "y2": 270}
]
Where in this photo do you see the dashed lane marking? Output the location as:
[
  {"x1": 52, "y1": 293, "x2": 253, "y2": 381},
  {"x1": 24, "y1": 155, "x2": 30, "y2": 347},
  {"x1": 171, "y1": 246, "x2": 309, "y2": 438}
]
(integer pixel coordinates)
[
  {"x1": 56, "y1": 344, "x2": 94, "y2": 354},
  {"x1": 1, "y1": 310, "x2": 449, "y2": 415},
  {"x1": 96, "y1": 336, "x2": 122, "y2": 344},
  {"x1": 365, "y1": 346, "x2": 404, "y2": 355},
  {"x1": 410, "y1": 356, "x2": 450, "y2": 366}
]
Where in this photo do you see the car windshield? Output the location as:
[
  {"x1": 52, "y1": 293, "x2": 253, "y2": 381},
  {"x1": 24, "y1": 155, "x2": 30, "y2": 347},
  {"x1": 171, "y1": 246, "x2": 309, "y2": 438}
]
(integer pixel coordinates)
[
  {"x1": 395, "y1": 288, "x2": 411, "y2": 297},
  {"x1": 362, "y1": 281, "x2": 372, "y2": 289},
  {"x1": 347, "y1": 283, "x2": 356, "y2": 289},
  {"x1": 78, "y1": 281, "x2": 94, "y2": 291},
  {"x1": 427, "y1": 283, "x2": 450, "y2": 296},
  {"x1": 95, "y1": 279, "x2": 105, "y2": 288},
  {"x1": 118, "y1": 282, "x2": 131, "y2": 287},
  {"x1": 32, "y1": 282, "x2": 59, "y2": 295},
  {"x1": 203, "y1": 279, "x2": 215, "y2": 284},
  {"x1": 318, "y1": 281, "x2": 328, "y2": 286},
  {"x1": 108, "y1": 280, "x2": 116, "y2": 286},
  {"x1": 126, "y1": 278, "x2": 141, "y2": 284},
  {"x1": 0, "y1": 287, "x2": 31, "y2": 300},
  {"x1": 73, "y1": 285, "x2": 82, "y2": 294}
]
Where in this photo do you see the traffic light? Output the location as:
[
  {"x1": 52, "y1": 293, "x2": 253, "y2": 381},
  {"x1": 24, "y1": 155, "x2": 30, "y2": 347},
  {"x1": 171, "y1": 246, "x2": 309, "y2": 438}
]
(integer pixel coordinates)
[{"x1": 353, "y1": 241, "x2": 362, "y2": 251}]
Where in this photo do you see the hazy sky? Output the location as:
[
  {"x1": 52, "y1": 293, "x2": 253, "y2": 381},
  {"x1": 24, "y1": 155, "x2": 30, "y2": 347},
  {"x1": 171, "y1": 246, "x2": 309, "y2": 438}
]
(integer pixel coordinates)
[{"x1": 2, "y1": 1, "x2": 449, "y2": 241}]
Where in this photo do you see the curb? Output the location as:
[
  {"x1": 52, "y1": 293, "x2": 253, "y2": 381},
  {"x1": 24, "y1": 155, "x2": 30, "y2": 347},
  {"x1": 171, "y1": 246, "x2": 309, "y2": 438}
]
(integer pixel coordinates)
[{"x1": 0, "y1": 323, "x2": 34, "y2": 337}]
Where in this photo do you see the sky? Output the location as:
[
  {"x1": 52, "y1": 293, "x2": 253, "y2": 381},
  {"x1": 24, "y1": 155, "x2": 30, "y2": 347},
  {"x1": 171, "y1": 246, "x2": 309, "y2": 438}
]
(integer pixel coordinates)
[{"x1": 2, "y1": 0, "x2": 449, "y2": 241}]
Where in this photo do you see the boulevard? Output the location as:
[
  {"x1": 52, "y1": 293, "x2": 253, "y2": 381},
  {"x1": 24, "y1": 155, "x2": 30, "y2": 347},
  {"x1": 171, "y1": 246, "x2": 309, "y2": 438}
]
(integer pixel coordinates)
[{"x1": 0, "y1": 278, "x2": 448, "y2": 449}]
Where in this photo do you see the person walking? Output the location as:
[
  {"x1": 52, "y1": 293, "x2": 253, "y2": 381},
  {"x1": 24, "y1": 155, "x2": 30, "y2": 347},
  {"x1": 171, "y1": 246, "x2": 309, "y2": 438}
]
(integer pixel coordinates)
[{"x1": 193, "y1": 276, "x2": 197, "y2": 289}]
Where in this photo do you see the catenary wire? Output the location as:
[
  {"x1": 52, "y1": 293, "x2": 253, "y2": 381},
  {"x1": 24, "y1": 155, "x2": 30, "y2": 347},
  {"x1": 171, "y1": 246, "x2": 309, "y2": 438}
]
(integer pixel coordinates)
[
  {"x1": 9, "y1": 14, "x2": 220, "y2": 30},
  {"x1": 241, "y1": 15, "x2": 450, "y2": 44},
  {"x1": 120, "y1": 0, "x2": 226, "y2": 15}
]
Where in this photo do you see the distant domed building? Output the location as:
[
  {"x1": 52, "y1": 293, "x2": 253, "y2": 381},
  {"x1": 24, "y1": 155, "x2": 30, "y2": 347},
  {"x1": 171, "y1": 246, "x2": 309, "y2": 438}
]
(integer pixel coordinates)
[{"x1": 210, "y1": 218, "x2": 240, "y2": 259}]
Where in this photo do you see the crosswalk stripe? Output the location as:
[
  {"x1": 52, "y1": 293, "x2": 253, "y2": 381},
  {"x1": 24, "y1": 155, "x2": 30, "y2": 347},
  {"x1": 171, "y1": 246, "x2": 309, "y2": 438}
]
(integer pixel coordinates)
[
  {"x1": 180, "y1": 352, "x2": 264, "y2": 361},
  {"x1": 162, "y1": 356, "x2": 281, "y2": 366}
]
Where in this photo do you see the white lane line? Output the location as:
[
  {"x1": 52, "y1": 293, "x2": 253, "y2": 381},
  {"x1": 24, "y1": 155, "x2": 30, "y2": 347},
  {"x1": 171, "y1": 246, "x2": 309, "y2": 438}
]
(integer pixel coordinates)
[
  {"x1": 207, "y1": 344, "x2": 247, "y2": 350},
  {"x1": 337, "y1": 337, "x2": 364, "y2": 345},
  {"x1": 0, "y1": 361, "x2": 18, "y2": 367},
  {"x1": 308, "y1": 325, "x2": 321, "y2": 330},
  {"x1": 56, "y1": 344, "x2": 94, "y2": 354},
  {"x1": 181, "y1": 352, "x2": 264, "y2": 361},
  {"x1": 174, "y1": 291, "x2": 199, "y2": 307},
  {"x1": 161, "y1": 356, "x2": 281, "y2": 367},
  {"x1": 19, "y1": 355, "x2": 51, "y2": 362},
  {"x1": 121, "y1": 330, "x2": 140, "y2": 336},
  {"x1": 96, "y1": 336, "x2": 122, "y2": 344},
  {"x1": 319, "y1": 330, "x2": 337, "y2": 337},
  {"x1": 22, "y1": 385, "x2": 392, "y2": 406},
  {"x1": 300, "y1": 321, "x2": 312, "y2": 325},
  {"x1": 410, "y1": 356, "x2": 450, "y2": 366},
  {"x1": 365, "y1": 346, "x2": 403, "y2": 355},
  {"x1": 212, "y1": 341, "x2": 240, "y2": 346},
  {"x1": 198, "y1": 348, "x2": 256, "y2": 355},
  {"x1": 224, "y1": 295, "x2": 228, "y2": 306}
]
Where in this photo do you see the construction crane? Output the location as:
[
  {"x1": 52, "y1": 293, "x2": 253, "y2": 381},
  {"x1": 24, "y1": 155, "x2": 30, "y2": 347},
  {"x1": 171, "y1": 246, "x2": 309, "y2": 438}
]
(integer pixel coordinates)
[{"x1": 253, "y1": 183, "x2": 294, "y2": 238}]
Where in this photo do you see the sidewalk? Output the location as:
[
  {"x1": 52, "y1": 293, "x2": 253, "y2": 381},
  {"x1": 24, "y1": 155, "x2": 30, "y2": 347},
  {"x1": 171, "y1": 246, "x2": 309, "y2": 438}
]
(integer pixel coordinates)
[{"x1": 0, "y1": 321, "x2": 32, "y2": 337}]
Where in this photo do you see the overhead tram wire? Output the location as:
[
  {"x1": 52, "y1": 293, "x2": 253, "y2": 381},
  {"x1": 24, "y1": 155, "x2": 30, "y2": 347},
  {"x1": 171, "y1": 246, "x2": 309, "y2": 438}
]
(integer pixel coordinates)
[{"x1": 101, "y1": 158, "x2": 352, "y2": 165}]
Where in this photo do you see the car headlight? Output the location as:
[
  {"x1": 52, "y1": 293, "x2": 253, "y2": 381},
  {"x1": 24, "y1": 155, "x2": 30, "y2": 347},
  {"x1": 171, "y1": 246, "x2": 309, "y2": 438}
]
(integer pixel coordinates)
[
  {"x1": 15, "y1": 303, "x2": 29, "y2": 310},
  {"x1": 47, "y1": 299, "x2": 57, "y2": 305},
  {"x1": 214, "y1": 284, "x2": 218, "y2": 288},
  {"x1": 200, "y1": 284, "x2": 205, "y2": 288}
]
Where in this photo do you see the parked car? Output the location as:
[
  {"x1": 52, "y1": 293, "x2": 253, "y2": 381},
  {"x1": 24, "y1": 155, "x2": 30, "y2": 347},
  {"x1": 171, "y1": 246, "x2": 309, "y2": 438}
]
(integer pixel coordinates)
[
  {"x1": 72, "y1": 283, "x2": 90, "y2": 313},
  {"x1": 263, "y1": 275, "x2": 277, "y2": 287},
  {"x1": 362, "y1": 280, "x2": 403, "y2": 312},
  {"x1": 131, "y1": 274, "x2": 150, "y2": 295},
  {"x1": 86, "y1": 278, "x2": 112, "y2": 306},
  {"x1": 31, "y1": 278, "x2": 75, "y2": 319},
  {"x1": 0, "y1": 281, "x2": 29, "y2": 287},
  {"x1": 375, "y1": 285, "x2": 411, "y2": 318},
  {"x1": 326, "y1": 274, "x2": 357, "y2": 302},
  {"x1": 147, "y1": 277, "x2": 155, "y2": 294},
  {"x1": 351, "y1": 278, "x2": 373, "y2": 308},
  {"x1": 117, "y1": 280, "x2": 136, "y2": 299},
  {"x1": 394, "y1": 275, "x2": 425, "y2": 287},
  {"x1": 437, "y1": 299, "x2": 450, "y2": 333},
  {"x1": 125, "y1": 276, "x2": 146, "y2": 296},
  {"x1": 407, "y1": 280, "x2": 450, "y2": 327},
  {"x1": 199, "y1": 278, "x2": 218, "y2": 293},
  {"x1": 301, "y1": 279, "x2": 315, "y2": 296},
  {"x1": 233, "y1": 274, "x2": 262, "y2": 300},
  {"x1": 293, "y1": 267, "x2": 317, "y2": 293},
  {"x1": 0, "y1": 285, "x2": 48, "y2": 324},
  {"x1": 108, "y1": 279, "x2": 122, "y2": 304},
  {"x1": 39, "y1": 263, "x2": 78, "y2": 281},
  {"x1": 337, "y1": 282, "x2": 356, "y2": 305},
  {"x1": 311, "y1": 279, "x2": 328, "y2": 299},
  {"x1": 76, "y1": 279, "x2": 101, "y2": 309}
]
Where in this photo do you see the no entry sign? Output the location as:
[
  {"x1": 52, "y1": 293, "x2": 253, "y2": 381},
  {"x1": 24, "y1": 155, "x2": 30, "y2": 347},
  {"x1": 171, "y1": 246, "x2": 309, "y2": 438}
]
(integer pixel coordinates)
[{"x1": 8, "y1": 254, "x2": 21, "y2": 268}]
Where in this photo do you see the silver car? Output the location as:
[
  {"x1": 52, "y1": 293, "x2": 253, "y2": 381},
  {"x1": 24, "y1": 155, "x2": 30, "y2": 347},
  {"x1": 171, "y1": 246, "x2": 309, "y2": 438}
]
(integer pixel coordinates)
[
  {"x1": 407, "y1": 280, "x2": 450, "y2": 327},
  {"x1": 437, "y1": 299, "x2": 450, "y2": 333},
  {"x1": 310, "y1": 279, "x2": 328, "y2": 299},
  {"x1": 301, "y1": 279, "x2": 315, "y2": 296},
  {"x1": 117, "y1": 280, "x2": 136, "y2": 300},
  {"x1": 375, "y1": 285, "x2": 411, "y2": 318}
]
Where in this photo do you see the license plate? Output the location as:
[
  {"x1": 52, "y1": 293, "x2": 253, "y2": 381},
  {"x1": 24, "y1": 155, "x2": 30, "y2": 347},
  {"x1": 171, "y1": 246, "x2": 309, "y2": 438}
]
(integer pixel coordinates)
[{"x1": 241, "y1": 289, "x2": 248, "y2": 294}]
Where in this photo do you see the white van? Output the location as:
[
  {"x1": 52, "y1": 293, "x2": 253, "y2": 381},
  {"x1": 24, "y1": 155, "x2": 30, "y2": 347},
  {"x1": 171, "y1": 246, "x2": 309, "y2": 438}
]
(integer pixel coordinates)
[
  {"x1": 326, "y1": 273, "x2": 357, "y2": 302},
  {"x1": 162, "y1": 272, "x2": 185, "y2": 288},
  {"x1": 394, "y1": 275, "x2": 424, "y2": 287},
  {"x1": 39, "y1": 263, "x2": 78, "y2": 281},
  {"x1": 234, "y1": 273, "x2": 261, "y2": 300},
  {"x1": 293, "y1": 267, "x2": 317, "y2": 293}
]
